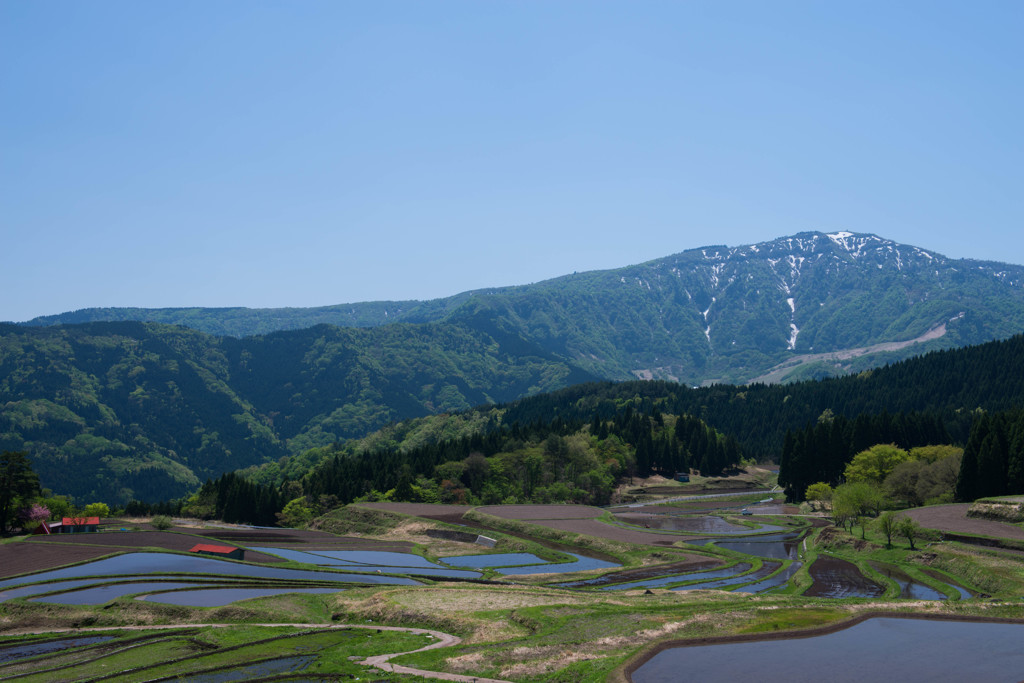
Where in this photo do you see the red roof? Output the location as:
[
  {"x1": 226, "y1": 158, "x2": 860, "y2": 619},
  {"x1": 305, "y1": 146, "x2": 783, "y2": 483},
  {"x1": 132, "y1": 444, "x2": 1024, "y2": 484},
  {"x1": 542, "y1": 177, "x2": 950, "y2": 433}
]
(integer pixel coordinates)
[
  {"x1": 189, "y1": 544, "x2": 240, "y2": 554},
  {"x1": 62, "y1": 517, "x2": 100, "y2": 526}
]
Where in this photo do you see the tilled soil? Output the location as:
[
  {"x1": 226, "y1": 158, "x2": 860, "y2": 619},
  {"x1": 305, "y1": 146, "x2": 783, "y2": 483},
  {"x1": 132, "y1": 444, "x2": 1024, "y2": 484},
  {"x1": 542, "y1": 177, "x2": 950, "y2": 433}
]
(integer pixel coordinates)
[
  {"x1": 905, "y1": 504, "x2": 1024, "y2": 542},
  {"x1": 190, "y1": 527, "x2": 414, "y2": 552},
  {"x1": 23, "y1": 532, "x2": 285, "y2": 564},
  {"x1": 522, "y1": 517, "x2": 705, "y2": 546},
  {"x1": 478, "y1": 504, "x2": 604, "y2": 520},
  {"x1": 0, "y1": 543, "x2": 116, "y2": 578},
  {"x1": 358, "y1": 503, "x2": 475, "y2": 526}
]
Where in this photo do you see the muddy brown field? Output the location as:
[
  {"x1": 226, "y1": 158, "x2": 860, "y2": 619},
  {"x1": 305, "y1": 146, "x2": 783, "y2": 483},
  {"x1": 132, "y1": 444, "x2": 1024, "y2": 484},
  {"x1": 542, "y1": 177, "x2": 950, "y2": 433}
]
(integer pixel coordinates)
[
  {"x1": 905, "y1": 504, "x2": 1024, "y2": 541},
  {"x1": 0, "y1": 543, "x2": 117, "y2": 578}
]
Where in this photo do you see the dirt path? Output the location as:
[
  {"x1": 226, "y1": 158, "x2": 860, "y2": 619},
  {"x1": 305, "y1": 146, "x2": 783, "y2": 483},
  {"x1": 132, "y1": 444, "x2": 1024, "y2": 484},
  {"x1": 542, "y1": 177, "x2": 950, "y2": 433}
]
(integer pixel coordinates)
[{"x1": 10, "y1": 622, "x2": 512, "y2": 683}]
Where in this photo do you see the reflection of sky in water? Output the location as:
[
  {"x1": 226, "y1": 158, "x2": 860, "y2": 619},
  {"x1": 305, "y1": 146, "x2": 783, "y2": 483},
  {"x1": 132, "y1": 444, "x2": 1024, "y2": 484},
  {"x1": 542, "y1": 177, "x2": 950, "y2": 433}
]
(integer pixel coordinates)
[
  {"x1": 672, "y1": 563, "x2": 778, "y2": 591},
  {"x1": 733, "y1": 563, "x2": 802, "y2": 593},
  {"x1": 176, "y1": 655, "x2": 316, "y2": 681},
  {"x1": 602, "y1": 564, "x2": 751, "y2": 591},
  {"x1": 0, "y1": 553, "x2": 419, "y2": 588},
  {"x1": 142, "y1": 587, "x2": 339, "y2": 607},
  {"x1": 869, "y1": 562, "x2": 946, "y2": 601},
  {"x1": 920, "y1": 569, "x2": 973, "y2": 599},
  {"x1": 304, "y1": 550, "x2": 440, "y2": 567},
  {"x1": 33, "y1": 581, "x2": 209, "y2": 605},
  {"x1": 251, "y1": 548, "x2": 479, "y2": 578},
  {"x1": 495, "y1": 553, "x2": 619, "y2": 575},
  {"x1": 633, "y1": 619, "x2": 1024, "y2": 682},
  {"x1": 441, "y1": 553, "x2": 546, "y2": 568},
  {"x1": 0, "y1": 636, "x2": 113, "y2": 664},
  {"x1": 0, "y1": 579, "x2": 99, "y2": 602}
]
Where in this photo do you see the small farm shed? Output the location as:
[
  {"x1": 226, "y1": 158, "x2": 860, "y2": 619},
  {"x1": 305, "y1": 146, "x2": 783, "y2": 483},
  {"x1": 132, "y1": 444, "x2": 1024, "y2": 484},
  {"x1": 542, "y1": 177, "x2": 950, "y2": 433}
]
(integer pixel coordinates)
[
  {"x1": 189, "y1": 543, "x2": 245, "y2": 560},
  {"x1": 59, "y1": 517, "x2": 100, "y2": 533}
]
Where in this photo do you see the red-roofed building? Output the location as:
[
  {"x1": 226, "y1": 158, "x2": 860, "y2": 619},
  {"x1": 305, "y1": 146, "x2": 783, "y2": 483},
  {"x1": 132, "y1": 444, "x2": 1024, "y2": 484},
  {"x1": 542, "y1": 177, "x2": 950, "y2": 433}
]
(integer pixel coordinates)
[
  {"x1": 59, "y1": 517, "x2": 100, "y2": 533},
  {"x1": 189, "y1": 544, "x2": 245, "y2": 560}
]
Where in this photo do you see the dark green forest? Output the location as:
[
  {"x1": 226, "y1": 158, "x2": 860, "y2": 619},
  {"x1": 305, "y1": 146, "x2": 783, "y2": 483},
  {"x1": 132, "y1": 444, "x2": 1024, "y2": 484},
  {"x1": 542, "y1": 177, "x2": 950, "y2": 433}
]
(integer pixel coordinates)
[
  {"x1": 4, "y1": 311, "x2": 1024, "y2": 508},
  {"x1": 955, "y1": 409, "x2": 1024, "y2": 502},
  {"x1": 0, "y1": 320, "x2": 594, "y2": 503}
]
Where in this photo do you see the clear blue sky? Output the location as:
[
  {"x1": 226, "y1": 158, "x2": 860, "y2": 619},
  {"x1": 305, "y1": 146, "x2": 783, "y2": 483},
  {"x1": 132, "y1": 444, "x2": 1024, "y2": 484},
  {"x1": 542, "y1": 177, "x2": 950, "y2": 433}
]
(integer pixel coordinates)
[{"x1": 3, "y1": 1, "x2": 1022, "y2": 322}]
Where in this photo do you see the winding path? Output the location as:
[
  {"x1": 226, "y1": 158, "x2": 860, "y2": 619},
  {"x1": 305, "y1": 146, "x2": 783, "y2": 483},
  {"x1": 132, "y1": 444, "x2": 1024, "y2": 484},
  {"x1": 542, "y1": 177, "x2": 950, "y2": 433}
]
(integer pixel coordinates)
[{"x1": 11, "y1": 622, "x2": 513, "y2": 683}]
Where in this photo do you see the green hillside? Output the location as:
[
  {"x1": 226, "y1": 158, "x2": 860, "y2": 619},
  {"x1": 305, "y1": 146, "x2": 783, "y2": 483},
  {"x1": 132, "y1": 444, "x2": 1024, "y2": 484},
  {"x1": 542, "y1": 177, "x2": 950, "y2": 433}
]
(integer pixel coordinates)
[
  {"x1": 0, "y1": 321, "x2": 595, "y2": 503},
  {"x1": 22, "y1": 232, "x2": 1024, "y2": 385}
]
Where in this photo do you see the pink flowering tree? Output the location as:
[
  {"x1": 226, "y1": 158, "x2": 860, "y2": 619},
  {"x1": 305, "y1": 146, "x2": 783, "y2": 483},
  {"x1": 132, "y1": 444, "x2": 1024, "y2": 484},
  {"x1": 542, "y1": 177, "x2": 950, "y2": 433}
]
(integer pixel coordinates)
[{"x1": 19, "y1": 503, "x2": 50, "y2": 529}]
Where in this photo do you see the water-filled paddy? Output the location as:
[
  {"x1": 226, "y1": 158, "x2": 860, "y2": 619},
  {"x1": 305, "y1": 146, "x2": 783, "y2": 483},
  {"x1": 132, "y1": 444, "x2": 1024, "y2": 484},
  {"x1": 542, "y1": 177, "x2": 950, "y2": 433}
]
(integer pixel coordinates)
[
  {"x1": 673, "y1": 562, "x2": 778, "y2": 591},
  {"x1": 920, "y1": 568, "x2": 974, "y2": 599},
  {"x1": 141, "y1": 587, "x2": 340, "y2": 607},
  {"x1": 602, "y1": 564, "x2": 752, "y2": 591},
  {"x1": 0, "y1": 553, "x2": 420, "y2": 589},
  {"x1": 714, "y1": 533, "x2": 800, "y2": 560},
  {"x1": 631, "y1": 618, "x2": 1024, "y2": 682},
  {"x1": 0, "y1": 579, "x2": 102, "y2": 602},
  {"x1": 251, "y1": 547, "x2": 482, "y2": 578},
  {"x1": 732, "y1": 562, "x2": 802, "y2": 593},
  {"x1": 440, "y1": 552, "x2": 547, "y2": 568},
  {"x1": 177, "y1": 655, "x2": 315, "y2": 681},
  {"x1": 32, "y1": 581, "x2": 207, "y2": 605},
  {"x1": 0, "y1": 636, "x2": 113, "y2": 664},
  {"x1": 868, "y1": 562, "x2": 947, "y2": 600},
  {"x1": 495, "y1": 553, "x2": 619, "y2": 575}
]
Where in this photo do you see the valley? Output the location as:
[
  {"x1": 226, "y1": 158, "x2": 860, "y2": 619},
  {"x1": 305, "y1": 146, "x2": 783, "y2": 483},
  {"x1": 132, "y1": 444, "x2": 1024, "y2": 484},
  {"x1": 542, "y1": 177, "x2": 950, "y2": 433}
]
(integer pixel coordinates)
[{"x1": 2, "y1": 477, "x2": 1024, "y2": 682}]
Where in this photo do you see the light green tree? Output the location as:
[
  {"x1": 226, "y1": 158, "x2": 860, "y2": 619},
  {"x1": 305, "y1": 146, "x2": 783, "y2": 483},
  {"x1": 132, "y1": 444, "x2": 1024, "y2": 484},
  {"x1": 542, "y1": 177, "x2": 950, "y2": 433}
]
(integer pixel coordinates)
[
  {"x1": 876, "y1": 511, "x2": 899, "y2": 548},
  {"x1": 833, "y1": 481, "x2": 886, "y2": 538},
  {"x1": 276, "y1": 497, "x2": 315, "y2": 528},
  {"x1": 150, "y1": 515, "x2": 173, "y2": 530},
  {"x1": 844, "y1": 444, "x2": 910, "y2": 484},
  {"x1": 82, "y1": 502, "x2": 110, "y2": 518},
  {"x1": 897, "y1": 515, "x2": 923, "y2": 550},
  {"x1": 805, "y1": 482, "x2": 834, "y2": 502}
]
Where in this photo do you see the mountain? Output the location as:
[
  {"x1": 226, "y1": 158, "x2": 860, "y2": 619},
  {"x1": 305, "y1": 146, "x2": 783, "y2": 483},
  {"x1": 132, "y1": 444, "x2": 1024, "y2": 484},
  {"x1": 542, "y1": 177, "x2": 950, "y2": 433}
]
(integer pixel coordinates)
[
  {"x1": 21, "y1": 232, "x2": 1024, "y2": 385},
  {"x1": 7, "y1": 231, "x2": 1024, "y2": 504},
  {"x1": 0, "y1": 321, "x2": 595, "y2": 503}
]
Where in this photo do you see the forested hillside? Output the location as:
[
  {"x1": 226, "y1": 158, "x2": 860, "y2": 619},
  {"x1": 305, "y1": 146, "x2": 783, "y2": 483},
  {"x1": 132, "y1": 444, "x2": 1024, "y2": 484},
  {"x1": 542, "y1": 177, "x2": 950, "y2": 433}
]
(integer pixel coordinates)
[
  {"x1": 22, "y1": 232, "x2": 1024, "y2": 385},
  {"x1": 226, "y1": 334, "x2": 1024, "y2": 521},
  {"x1": 0, "y1": 321, "x2": 594, "y2": 503},
  {"x1": 5, "y1": 319, "x2": 1024, "y2": 507},
  {"x1": 192, "y1": 405, "x2": 744, "y2": 524}
]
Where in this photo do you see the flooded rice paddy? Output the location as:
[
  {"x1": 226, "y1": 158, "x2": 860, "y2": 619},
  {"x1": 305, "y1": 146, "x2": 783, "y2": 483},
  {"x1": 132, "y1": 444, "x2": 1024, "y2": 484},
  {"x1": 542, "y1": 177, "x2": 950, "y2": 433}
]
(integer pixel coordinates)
[
  {"x1": 0, "y1": 636, "x2": 114, "y2": 664},
  {"x1": 141, "y1": 587, "x2": 340, "y2": 607},
  {"x1": 868, "y1": 562, "x2": 947, "y2": 600},
  {"x1": 494, "y1": 552, "x2": 619, "y2": 575},
  {"x1": 632, "y1": 618, "x2": 1024, "y2": 682},
  {"x1": 175, "y1": 655, "x2": 315, "y2": 681},
  {"x1": 0, "y1": 553, "x2": 420, "y2": 590},
  {"x1": 440, "y1": 552, "x2": 547, "y2": 568},
  {"x1": 601, "y1": 564, "x2": 752, "y2": 591},
  {"x1": 251, "y1": 547, "x2": 481, "y2": 579}
]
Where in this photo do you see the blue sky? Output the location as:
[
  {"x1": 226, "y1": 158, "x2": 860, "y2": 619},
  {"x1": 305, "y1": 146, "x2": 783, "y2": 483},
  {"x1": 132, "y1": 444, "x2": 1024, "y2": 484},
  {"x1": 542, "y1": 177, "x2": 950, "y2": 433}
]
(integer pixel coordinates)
[{"x1": 3, "y1": 1, "x2": 1022, "y2": 322}]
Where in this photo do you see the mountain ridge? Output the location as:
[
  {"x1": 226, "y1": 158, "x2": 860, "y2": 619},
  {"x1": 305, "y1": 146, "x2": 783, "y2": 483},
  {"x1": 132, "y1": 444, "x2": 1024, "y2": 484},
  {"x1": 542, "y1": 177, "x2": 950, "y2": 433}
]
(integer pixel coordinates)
[{"x1": 18, "y1": 231, "x2": 1024, "y2": 385}]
